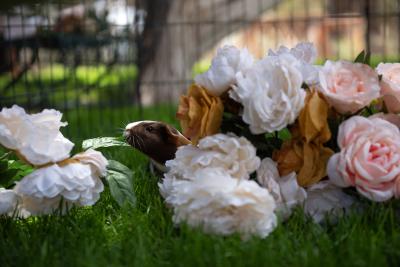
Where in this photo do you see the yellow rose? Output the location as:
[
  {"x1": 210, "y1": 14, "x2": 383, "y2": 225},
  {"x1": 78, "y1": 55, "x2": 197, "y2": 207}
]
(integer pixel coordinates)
[
  {"x1": 273, "y1": 140, "x2": 334, "y2": 187},
  {"x1": 176, "y1": 84, "x2": 224, "y2": 145},
  {"x1": 273, "y1": 89, "x2": 334, "y2": 186},
  {"x1": 298, "y1": 90, "x2": 331, "y2": 144}
]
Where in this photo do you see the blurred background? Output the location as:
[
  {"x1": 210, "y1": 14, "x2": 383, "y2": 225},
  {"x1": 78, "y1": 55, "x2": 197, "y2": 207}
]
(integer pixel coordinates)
[{"x1": 0, "y1": 0, "x2": 399, "y2": 140}]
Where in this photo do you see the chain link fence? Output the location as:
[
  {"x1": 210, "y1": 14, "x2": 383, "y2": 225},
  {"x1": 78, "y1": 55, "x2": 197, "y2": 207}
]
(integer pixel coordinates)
[{"x1": 0, "y1": 0, "x2": 399, "y2": 136}]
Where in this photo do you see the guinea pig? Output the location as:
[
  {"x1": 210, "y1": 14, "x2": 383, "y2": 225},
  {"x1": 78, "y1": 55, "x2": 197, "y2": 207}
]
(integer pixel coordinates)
[{"x1": 124, "y1": 121, "x2": 191, "y2": 172}]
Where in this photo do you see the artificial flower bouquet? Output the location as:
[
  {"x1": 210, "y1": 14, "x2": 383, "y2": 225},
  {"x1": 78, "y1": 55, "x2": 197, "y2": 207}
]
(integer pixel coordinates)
[
  {"x1": 160, "y1": 42, "x2": 400, "y2": 239},
  {"x1": 0, "y1": 105, "x2": 135, "y2": 217}
]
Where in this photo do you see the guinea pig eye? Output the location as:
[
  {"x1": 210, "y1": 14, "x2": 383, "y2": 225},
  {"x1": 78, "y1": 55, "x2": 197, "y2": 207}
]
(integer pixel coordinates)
[{"x1": 146, "y1": 126, "x2": 153, "y2": 132}]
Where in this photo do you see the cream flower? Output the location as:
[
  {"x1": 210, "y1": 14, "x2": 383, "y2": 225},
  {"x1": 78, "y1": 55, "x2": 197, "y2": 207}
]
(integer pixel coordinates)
[
  {"x1": 165, "y1": 134, "x2": 260, "y2": 180},
  {"x1": 14, "y1": 149, "x2": 107, "y2": 216},
  {"x1": 327, "y1": 116, "x2": 400, "y2": 202},
  {"x1": 304, "y1": 181, "x2": 354, "y2": 223},
  {"x1": 194, "y1": 45, "x2": 254, "y2": 96},
  {"x1": 0, "y1": 188, "x2": 19, "y2": 215},
  {"x1": 231, "y1": 54, "x2": 306, "y2": 134},
  {"x1": 0, "y1": 105, "x2": 74, "y2": 166},
  {"x1": 257, "y1": 158, "x2": 307, "y2": 220},
  {"x1": 268, "y1": 42, "x2": 319, "y2": 84},
  {"x1": 376, "y1": 63, "x2": 400, "y2": 113},
  {"x1": 318, "y1": 60, "x2": 380, "y2": 114},
  {"x1": 160, "y1": 168, "x2": 277, "y2": 239}
]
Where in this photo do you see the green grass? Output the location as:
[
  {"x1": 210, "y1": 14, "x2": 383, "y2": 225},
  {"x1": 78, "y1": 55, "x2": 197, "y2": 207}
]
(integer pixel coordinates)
[
  {"x1": 0, "y1": 64, "x2": 138, "y2": 108},
  {"x1": 1, "y1": 106, "x2": 400, "y2": 267}
]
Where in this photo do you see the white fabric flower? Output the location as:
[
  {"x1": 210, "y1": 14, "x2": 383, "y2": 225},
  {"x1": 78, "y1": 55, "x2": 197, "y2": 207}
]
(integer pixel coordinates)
[
  {"x1": 0, "y1": 188, "x2": 19, "y2": 215},
  {"x1": 194, "y1": 45, "x2": 254, "y2": 96},
  {"x1": 231, "y1": 54, "x2": 306, "y2": 134},
  {"x1": 317, "y1": 60, "x2": 380, "y2": 114},
  {"x1": 165, "y1": 134, "x2": 260, "y2": 180},
  {"x1": 268, "y1": 42, "x2": 319, "y2": 84},
  {"x1": 304, "y1": 180, "x2": 354, "y2": 223},
  {"x1": 0, "y1": 105, "x2": 74, "y2": 166},
  {"x1": 14, "y1": 149, "x2": 108, "y2": 216},
  {"x1": 160, "y1": 168, "x2": 277, "y2": 239},
  {"x1": 257, "y1": 158, "x2": 307, "y2": 220}
]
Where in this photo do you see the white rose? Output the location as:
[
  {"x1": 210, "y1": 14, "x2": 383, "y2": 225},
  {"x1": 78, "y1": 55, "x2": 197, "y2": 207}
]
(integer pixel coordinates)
[
  {"x1": 160, "y1": 168, "x2": 277, "y2": 239},
  {"x1": 0, "y1": 105, "x2": 74, "y2": 166},
  {"x1": 165, "y1": 134, "x2": 260, "y2": 180},
  {"x1": 231, "y1": 54, "x2": 306, "y2": 134},
  {"x1": 257, "y1": 158, "x2": 307, "y2": 220},
  {"x1": 14, "y1": 149, "x2": 108, "y2": 216},
  {"x1": 0, "y1": 188, "x2": 19, "y2": 215},
  {"x1": 268, "y1": 42, "x2": 319, "y2": 84},
  {"x1": 194, "y1": 45, "x2": 254, "y2": 96},
  {"x1": 304, "y1": 180, "x2": 354, "y2": 223}
]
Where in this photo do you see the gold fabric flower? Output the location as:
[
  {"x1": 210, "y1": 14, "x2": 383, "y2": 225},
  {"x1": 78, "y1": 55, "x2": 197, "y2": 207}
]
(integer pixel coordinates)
[
  {"x1": 298, "y1": 90, "x2": 331, "y2": 144},
  {"x1": 176, "y1": 84, "x2": 224, "y2": 144},
  {"x1": 273, "y1": 140, "x2": 334, "y2": 187},
  {"x1": 273, "y1": 90, "x2": 334, "y2": 187}
]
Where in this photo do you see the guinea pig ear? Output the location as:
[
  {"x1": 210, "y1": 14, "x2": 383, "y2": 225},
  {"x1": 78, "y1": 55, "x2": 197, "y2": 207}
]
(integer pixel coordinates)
[{"x1": 164, "y1": 124, "x2": 192, "y2": 147}]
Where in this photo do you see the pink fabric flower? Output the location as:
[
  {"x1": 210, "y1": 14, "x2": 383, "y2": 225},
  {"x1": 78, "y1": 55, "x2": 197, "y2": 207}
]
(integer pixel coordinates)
[
  {"x1": 327, "y1": 116, "x2": 400, "y2": 201},
  {"x1": 318, "y1": 60, "x2": 380, "y2": 114},
  {"x1": 370, "y1": 113, "x2": 400, "y2": 128},
  {"x1": 376, "y1": 63, "x2": 400, "y2": 113}
]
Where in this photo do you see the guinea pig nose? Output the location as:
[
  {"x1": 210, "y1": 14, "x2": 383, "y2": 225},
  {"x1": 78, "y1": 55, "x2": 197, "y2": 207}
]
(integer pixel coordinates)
[{"x1": 123, "y1": 129, "x2": 131, "y2": 138}]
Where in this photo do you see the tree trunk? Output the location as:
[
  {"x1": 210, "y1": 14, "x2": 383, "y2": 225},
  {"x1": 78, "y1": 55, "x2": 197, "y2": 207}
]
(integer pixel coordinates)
[{"x1": 136, "y1": 0, "x2": 280, "y2": 105}]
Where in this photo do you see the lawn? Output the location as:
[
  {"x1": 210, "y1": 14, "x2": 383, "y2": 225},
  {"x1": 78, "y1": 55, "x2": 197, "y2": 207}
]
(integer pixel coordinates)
[
  {"x1": 0, "y1": 64, "x2": 138, "y2": 109},
  {"x1": 1, "y1": 106, "x2": 400, "y2": 267}
]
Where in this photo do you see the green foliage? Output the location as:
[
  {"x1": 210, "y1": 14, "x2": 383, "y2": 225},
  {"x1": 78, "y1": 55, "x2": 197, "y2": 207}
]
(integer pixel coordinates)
[
  {"x1": 0, "y1": 151, "x2": 33, "y2": 188},
  {"x1": 354, "y1": 50, "x2": 371, "y2": 65},
  {"x1": 105, "y1": 160, "x2": 136, "y2": 208},
  {"x1": 0, "y1": 64, "x2": 137, "y2": 109},
  {"x1": 81, "y1": 136, "x2": 136, "y2": 207},
  {"x1": 82, "y1": 137, "x2": 129, "y2": 150}
]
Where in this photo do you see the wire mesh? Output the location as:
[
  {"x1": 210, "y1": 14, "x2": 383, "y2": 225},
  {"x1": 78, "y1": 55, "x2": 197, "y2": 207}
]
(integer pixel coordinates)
[{"x1": 0, "y1": 0, "x2": 399, "y2": 137}]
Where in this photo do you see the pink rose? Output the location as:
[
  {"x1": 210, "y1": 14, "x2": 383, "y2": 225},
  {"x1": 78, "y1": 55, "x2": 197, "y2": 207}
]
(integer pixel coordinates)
[
  {"x1": 327, "y1": 116, "x2": 400, "y2": 201},
  {"x1": 376, "y1": 63, "x2": 400, "y2": 113},
  {"x1": 370, "y1": 113, "x2": 400, "y2": 128},
  {"x1": 318, "y1": 60, "x2": 380, "y2": 114}
]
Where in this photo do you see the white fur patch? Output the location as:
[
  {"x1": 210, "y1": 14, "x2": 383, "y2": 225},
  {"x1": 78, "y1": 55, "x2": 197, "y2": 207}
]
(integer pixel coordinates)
[{"x1": 125, "y1": 120, "x2": 157, "y2": 130}]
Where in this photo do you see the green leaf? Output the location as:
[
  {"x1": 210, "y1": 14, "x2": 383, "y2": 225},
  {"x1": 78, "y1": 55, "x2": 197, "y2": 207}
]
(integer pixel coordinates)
[
  {"x1": 364, "y1": 51, "x2": 371, "y2": 65},
  {"x1": 0, "y1": 169, "x2": 18, "y2": 185},
  {"x1": 354, "y1": 50, "x2": 365, "y2": 63},
  {"x1": 0, "y1": 160, "x2": 8, "y2": 172},
  {"x1": 105, "y1": 160, "x2": 136, "y2": 207},
  {"x1": 0, "y1": 160, "x2": 34, "y2": 187},
  {"x1": 0, "y1": 151, "x2": 11, "y2": 161},
  {"x1": 278, "y1": 128, "x2": 292, "y2": 141},
  {"x1": 354, "y1": 50, "x2": 371, "y2": 65},
  {"x1": 82, "y1": 137, "x2": 129, "y2": 150}
]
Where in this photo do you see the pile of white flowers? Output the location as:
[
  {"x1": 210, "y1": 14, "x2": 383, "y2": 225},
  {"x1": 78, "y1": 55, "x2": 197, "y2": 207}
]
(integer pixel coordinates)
[
  {"x1": 195, "y1": 42, "x2": 318, "y2": 134},
  {"x1": 0, "y1": 105, "x2": 108, "y2": 217},
  {"x1": 165, "y1": 41, "x2": 366, "y2": 239},
  {"x1": 159, "y1": 134, "x2": 353, "y2": 239}
]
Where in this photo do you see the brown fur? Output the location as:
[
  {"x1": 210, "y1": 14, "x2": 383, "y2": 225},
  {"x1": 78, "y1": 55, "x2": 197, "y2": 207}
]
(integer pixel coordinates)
[{"x1": 124, "y1": 121, "x2": 191, "y2": 165}]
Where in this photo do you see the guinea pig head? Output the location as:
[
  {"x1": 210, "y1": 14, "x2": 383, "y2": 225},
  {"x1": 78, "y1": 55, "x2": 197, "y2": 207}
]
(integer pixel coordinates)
[{"x1": 124, "y1": 121, "x2": 191, "y2": 164}]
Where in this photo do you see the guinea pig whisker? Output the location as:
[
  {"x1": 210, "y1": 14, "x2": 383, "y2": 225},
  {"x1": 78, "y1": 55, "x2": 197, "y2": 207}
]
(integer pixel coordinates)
[
  {"x1": 133, "y1": 135, "x2": 143, "y2": 151},
  {"x1": 137, "y1": 135, "x2": 146, "y2": 152},
  {"x1": 131, "y1": 135, "x2": 137, "y2": 148},
  {"x1": 128, "y1": 136, "x2": 133, "y2": 146}
]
